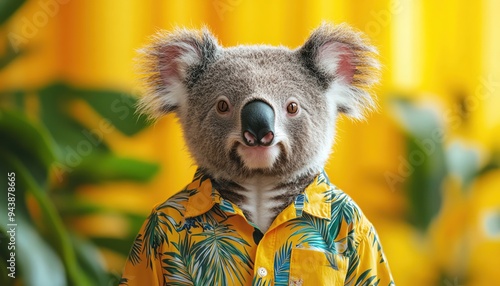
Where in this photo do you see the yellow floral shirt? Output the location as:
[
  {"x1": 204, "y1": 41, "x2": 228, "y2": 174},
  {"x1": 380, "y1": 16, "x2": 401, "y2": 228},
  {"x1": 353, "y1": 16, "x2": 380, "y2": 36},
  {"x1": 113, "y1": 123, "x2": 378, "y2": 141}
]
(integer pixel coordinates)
[{"x1": 121, "y1": 170, "x2": 394, "y2": 285}]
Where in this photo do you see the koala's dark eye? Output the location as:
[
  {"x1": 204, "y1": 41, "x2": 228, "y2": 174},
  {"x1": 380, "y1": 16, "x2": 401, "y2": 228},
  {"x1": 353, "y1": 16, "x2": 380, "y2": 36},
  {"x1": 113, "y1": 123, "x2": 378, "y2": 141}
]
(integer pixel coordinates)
[
  {"x1": 217, "y1": 100, "x2": 230, "y2": 113},
  {"x1": 287, "y1": 102, "x2": 299, "y2": 114}
]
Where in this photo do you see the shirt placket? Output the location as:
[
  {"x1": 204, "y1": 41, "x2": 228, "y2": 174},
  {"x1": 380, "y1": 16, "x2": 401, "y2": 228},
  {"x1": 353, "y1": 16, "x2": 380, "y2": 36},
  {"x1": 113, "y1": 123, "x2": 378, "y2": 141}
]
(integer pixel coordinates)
[
  {"x1": 252, "y1": 229, "x2": 276, "y2": 284},
  {"x1": 251, "y1": 202, "x2": 303, "y2": 285}
]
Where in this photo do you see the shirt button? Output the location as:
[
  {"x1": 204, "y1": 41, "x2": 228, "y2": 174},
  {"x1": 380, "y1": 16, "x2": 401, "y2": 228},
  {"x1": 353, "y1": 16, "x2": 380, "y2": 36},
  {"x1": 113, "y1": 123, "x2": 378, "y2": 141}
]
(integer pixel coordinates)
[{"x1": 257, "y1": 267, "x2": 268, "y2": 277}]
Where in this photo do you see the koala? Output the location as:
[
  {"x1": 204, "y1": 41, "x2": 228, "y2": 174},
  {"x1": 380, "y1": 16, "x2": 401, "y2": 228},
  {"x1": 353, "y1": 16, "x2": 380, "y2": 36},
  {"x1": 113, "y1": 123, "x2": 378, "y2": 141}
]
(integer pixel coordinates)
[{"x1": 122, "y1": 23, "x2": 393, "y2": 286}]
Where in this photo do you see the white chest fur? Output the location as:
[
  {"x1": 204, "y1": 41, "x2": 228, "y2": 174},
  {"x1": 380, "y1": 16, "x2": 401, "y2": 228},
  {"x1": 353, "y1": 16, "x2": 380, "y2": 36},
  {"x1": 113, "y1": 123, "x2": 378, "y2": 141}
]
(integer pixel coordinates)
[{"x1": 236, "y1": 177, "x2": 290, "y2": 233}]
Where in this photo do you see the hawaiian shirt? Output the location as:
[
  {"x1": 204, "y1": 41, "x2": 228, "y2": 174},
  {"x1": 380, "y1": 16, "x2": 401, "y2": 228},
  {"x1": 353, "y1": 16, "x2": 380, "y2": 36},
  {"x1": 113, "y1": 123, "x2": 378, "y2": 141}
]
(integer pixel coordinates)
[{"x1": 121, "y1": 170, "x2": 394, "y2": 285}]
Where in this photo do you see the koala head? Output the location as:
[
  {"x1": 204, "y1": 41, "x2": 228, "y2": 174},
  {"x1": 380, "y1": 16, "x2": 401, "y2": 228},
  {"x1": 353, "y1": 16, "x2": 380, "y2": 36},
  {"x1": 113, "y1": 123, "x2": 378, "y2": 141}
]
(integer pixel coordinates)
[{"x1": 137, "y1": 23, "x2": 380, "y2": 183}]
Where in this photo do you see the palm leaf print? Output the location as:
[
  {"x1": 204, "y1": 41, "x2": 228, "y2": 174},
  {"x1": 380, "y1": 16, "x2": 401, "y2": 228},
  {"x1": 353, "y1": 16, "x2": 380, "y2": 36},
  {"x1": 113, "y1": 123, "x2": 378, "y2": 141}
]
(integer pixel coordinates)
[
  {"x1": 129, "y1": 234, "x2": 143, "y2": 265},
  {"x1": 294, "y1": 193, "x2": 307, "y2": 217},
  {"x1": 142, "y1": 190, "x2": 198, "y2": 266},
  {"x1": 316, "y1": 170, "x2": 329, "y2": 185},
  {"x1": 142, "y1": 189, "x2": 195, "y2": 267},
  {"x1": 334, "y1": 228, "x2": 356, "y2": 255},
  {"x1": 159, "y1": 189, "x2": 196, "y2": 233},
  {"x1": 252, "y1": 277, "x2": 272, "y2": 286},
  {"x1": 177, "y1": 206, "x2": 229, "y2": 233},
  {"x1": 219, "y1": 198, "x2": 236, "y2": 213},
  {"x1": 162, "y1": 235, "x2": 198, "y2": 285},
  {"x1": 142, "y1": 210, "x2": 170, "y2": 267},
  {"x1": 331, "y1": 192, "x2": 359, "y2": 224},
  {"x1": 345, "y1": 250, "x2": 360, "y2": 286},
  {"x1": 325, "y1": 251, "x2": 339, "y2": 270},
  {"x1": 191, "y1": 222, "x2": 252, "y2": 285},
  {"x1": 322, "y1": 183, "x2": 337, "y2": 203},
  {"x1": 193, "y1": 168, "x2": 212, "y2": 186},
  {"x1": 273, "y1": 241, "x2": 292, "y2": 285},
  {"x1": 201, "y1": 205, "x2": 229, "y2": 226},
  {"x1": 367, "y1": 226, "x2": 386, "y2": 264},
  {"x1": 354, "y1": 269, "x2": 380, "y2": 286},
  {"x1": 157, "y1": 189, "x2": 193, "y2": 217},
  {"x1": 289, "y1": 213, "x2": 332, "y2": 250}
]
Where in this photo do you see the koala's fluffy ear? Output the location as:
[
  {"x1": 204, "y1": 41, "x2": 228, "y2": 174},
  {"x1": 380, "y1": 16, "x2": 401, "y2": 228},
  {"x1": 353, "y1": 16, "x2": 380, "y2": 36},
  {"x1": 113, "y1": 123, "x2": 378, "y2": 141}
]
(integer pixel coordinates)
[
  {"x1": 299, "y1": 23, "x2": 380, "y2": 119},
  {"x1": 136, "y1": 28, "x2": 219, "y2": 120}
]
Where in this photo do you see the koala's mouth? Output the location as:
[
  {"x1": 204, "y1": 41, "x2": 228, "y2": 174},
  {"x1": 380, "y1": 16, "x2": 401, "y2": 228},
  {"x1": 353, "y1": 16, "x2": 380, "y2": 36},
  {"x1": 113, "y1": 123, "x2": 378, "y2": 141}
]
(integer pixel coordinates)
[{"x1": 235, "y1": 143, "x2": 282, "y2": 170}]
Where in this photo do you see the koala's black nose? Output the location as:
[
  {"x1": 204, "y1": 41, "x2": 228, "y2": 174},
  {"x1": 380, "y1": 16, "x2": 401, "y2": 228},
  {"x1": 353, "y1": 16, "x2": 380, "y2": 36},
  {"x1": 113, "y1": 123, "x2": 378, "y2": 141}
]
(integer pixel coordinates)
[{"x1": 241, "y1": 100, "x2": 275, "y2": 147}]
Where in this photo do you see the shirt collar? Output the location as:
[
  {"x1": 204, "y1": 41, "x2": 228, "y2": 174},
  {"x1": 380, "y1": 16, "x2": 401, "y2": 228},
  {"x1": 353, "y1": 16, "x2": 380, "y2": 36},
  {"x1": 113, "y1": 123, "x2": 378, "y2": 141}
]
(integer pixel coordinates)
[{"x1": 183, "y1": 170, "x2": 332, "y2": 221}]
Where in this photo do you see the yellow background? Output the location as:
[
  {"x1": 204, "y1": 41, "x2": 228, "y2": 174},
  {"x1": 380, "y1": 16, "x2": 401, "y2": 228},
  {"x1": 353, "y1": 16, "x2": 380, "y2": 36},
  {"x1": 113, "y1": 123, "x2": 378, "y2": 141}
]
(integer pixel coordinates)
[{"x1": 1, "y1": 0, "x2": 500, "y2": 285}]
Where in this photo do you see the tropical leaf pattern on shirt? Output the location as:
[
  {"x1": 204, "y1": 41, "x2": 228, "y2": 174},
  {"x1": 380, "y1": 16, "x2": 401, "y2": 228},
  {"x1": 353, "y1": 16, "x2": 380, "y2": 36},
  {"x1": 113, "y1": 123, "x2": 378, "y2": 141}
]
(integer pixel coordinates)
[
  {"x1": 273, "y1": 241, "x2": 292, "y2": 285},
  {"x1": 289, "y1": 213, "x2": 331, "y2": 250},
  {"x1": 121, "y1": 170, "x2": 394, "y2": 285},
  {"x1": 140, "y1": 189, "x2": 194, "y2": 267},
  {"x1": 191, "y1": 221, "x2": 253, "y2": 285},
  {"x1": 353, "y1": 269, "x2": 380, "y2": 286},
  {"x1": 142, "y1": 209, "x2": 170, "y2": 267},
  {"x1": 128, "y1": 234, "x2": 143, "y2": 266},
  {"x1": 162, "y1": 235, "x2": 198, "y2": 285}
]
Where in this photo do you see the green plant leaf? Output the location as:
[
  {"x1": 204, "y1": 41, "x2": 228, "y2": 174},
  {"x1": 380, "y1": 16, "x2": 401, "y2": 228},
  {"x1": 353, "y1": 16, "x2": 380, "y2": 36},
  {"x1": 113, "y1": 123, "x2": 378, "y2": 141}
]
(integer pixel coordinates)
[
  {"x1": 70, "y1": 86, "x2": 150, "y2": 136},
  {"x1": 39, "y1": 83, "x2": 110, "y2": 157},
  {"x1": 65, "y1": 153, "x2": 159, "y2": 188},
  {"x1": 390, "y1": 98, "x2": 447, "y2": 232},
  {"x1": 0, "y1": 0, "x2": 26, "y2": 25},
  {"x1": 446, "y1": 141, "x2": 481, "y2": 190},
  {"x1": 0, "y1": 90, "x2": 26, "y2": 112},
  {"x1": 0, "y1": 43, "x2": 25, "y2": 70},
  {"x1": 390, "y1": 97, "x2": 444, "y2": 138},
  {"x1": 14, "y1": 216, "x2": 67, "y2": 286},
  {"x1": 71, "y1": 234, "x2": 112, "y2": 286},
  {"x1": 1, "y1": 84, "x2": 157, "y2": 284},
  {"x1": 90, "y1": 236, "x2": 138, "y2": 256},
  {"x1": 0, "y1": 109, "x2": 55, "y2": 167},
  {"x1": 1, "y1": 149, "x2": 94, "y2": 286},
  {"x1": 0, "y1": 109, "x2": 55, "y2": 189},
  {"x1": 55, "y1": 198, "x2": 147, "y2": 230},
  {"x1": 478, "y1": 150, "x2": 500, "y2": 176},
  {"x1": 53, "y1": 198, "x2": 148, "y2": 255},
  {"x1": 0, "y1": 111, "x2": 63, "y2": 285}
]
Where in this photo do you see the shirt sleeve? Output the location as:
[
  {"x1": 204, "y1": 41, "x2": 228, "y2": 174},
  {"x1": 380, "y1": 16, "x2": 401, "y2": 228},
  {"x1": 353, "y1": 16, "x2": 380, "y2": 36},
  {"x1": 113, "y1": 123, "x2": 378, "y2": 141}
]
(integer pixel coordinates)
[
  {"x1": 345, "y1": 219, "x2": 394, "y2": 286},
  {"x1": 120, "y1": 217, "x2": 165, "y2": 286}
]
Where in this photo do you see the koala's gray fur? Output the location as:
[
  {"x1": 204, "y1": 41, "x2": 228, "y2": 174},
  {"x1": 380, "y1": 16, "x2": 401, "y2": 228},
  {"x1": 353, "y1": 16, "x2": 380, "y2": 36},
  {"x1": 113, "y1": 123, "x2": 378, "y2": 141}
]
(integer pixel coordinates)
[{"x1": 137, "y1": 23, "x2": 380, "y2": 232}]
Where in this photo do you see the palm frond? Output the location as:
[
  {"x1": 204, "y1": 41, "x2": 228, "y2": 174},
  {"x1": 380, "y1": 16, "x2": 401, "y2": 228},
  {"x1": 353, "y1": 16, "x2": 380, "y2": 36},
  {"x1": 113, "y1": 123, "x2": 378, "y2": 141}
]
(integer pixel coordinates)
[
  {"x1": 331, "y1": 192, "x2": 360, "y2": 225},
  {"x1": 219, "y1": 198, "x2": 236, "y2": 213},
  {"x1": 162, "y1": 235, "x2": 196, "y2": 285},
  {"x1": 294, "y1": 193, "x2": 305, "y2": 217},
  {"x1": 273, "y1": 241, "x2": 292, "y2": 285},
  {"x1": 289, "y1": 213, "x2": 331, "y2": 249},
  {"x1": 193, "y1": 169, "x2": 212, "y2": 186},
  {"x1": 316, "y1": 170, "x2": 329, "y2": 185},
  {"x1": 198, "y1": 206, "x2": 229, "y2": 228},
  {"x1": 191, "y1": 223, "x2": 252, "y2": 285},
  {"x1": 345, "y1": 250, "x2": 360, "y2": 286},
  {"x1": 323, "y1": 184, "x2": 337, "y2": 203},
  {"x1": 354, "y1": 269, "x2": 379, "y2": 286},
  {"x1": 129, "y1": 234, "x2": 143, "y2": 265},
  {"x1": 157, "y1": 190, "x2": 191, "y2": 214},
  {"x1": 142, "y1": 210, "x2": 170, "y2": 267},
  {"x1": 324, "y1": 251, "x2": 339, "y2": 270},
  {"x1": 252, "y1": 277, "x2": 272, "y2": 286}
]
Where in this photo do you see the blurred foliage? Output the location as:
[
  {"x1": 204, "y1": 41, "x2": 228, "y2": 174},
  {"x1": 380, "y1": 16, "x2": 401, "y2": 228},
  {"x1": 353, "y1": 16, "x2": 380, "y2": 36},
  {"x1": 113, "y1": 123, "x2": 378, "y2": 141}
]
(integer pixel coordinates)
[
  {"x1": 0, "y1": 3, "x2": 157, "y2": 286},
  {"x1": 389, "y1": 97, "x2": 500, "y2": 285},
  {"x1": 0, "y1": 0, "x2": 26, "y2": 25},
  {"x1": 390, "y1": 98, "x2": 447, "y2": 232}
]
